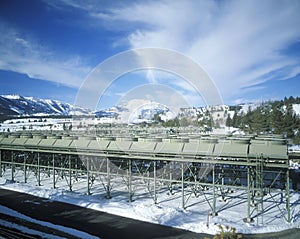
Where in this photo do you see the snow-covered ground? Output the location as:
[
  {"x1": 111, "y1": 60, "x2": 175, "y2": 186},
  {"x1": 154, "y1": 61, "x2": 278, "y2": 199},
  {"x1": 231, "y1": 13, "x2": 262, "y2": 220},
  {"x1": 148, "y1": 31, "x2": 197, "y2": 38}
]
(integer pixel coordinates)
[
  {"x1": 0, "y1": 168, "x2": 299, "y2": 236},
  {"x1": 0, "y1": 117, "x2": 72, "y2": 132}
]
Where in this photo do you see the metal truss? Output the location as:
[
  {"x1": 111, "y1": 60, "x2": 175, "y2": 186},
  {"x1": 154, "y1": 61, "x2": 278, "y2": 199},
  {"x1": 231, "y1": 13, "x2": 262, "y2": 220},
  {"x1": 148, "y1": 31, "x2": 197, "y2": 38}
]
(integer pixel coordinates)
[{"x1": 0, "y1": 148, "x2": 291, "y2": 224}]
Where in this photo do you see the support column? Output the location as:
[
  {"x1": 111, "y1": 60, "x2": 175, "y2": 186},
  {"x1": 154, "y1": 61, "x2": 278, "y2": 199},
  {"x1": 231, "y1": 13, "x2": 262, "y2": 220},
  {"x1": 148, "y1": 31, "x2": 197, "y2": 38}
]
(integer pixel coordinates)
[
  {"x1": 212, "y1": 165, "x2": 217, "y2": 216},
  {"x1": 286, "y1": 169, "x2": 291, "y2": 223},
  {"x1": 105, "y1": 158, "x2": 111, "y2": 199},
  {"x1": 169, "y1": 162, "x2": 173, "y2": 195},
  {"x1": 0, "y1": 149, "x2": 2, "y2": 177},
  {"x1": 52, "y1": 154, "x2": 56, "y2": 189},
  {"x1": 37, "y1": 152, "x2": 41, "y2": 186},
  {"x1": 181, "y1": 162, "x2": 185, "y2": 209},
  {"x1": 128, "y1": 159, "x2": 133, "y2": 202},
  {"x1": 87, "y1": 156, "x2": 90, "y2": 195},
  {"x1": 153, "y1": 160, "x2": 157, "y2": 204},
  {"x1": 221, "y1": 167, "x2": 225, "y2": 201},
  {"x1": 24, "y1": 152, "x2": 27, "y2": 183},
  {"x1": 11, "y1": 151, "x2": 14, "y2": 181},
  {"x1": 69, "y1": 155, "x2": 72, "y2": 191},
  {"x1": 245, "y1": 163, "x2": 253, "y2": 223}
]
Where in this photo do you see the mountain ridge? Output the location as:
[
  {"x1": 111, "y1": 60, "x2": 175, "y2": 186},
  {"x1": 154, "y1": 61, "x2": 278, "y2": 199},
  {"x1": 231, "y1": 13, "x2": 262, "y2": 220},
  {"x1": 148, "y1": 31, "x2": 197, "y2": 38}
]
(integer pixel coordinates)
[{"x1": 0, "y1": 94, "x2": 89, "y2": 119}]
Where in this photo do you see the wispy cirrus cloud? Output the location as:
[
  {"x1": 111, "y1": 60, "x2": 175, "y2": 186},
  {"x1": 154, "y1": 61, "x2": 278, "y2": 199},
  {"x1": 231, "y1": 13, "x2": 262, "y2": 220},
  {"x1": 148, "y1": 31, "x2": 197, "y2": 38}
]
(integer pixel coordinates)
[
  {"x1": 57, "y1": 0, "x2": 300, "y2": 103},
  {"x1": 0, "y1": 22, "x2": 91, "y2": 88}
]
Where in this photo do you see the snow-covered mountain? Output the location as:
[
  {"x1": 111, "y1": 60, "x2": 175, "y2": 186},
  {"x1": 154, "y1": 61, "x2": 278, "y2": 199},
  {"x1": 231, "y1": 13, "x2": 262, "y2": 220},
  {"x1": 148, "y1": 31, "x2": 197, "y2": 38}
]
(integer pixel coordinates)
[
  {"x1": 0, "y1": 95, "x2": 89, "y2": 117},
  {"x1": 95, "y1": 106, "x2": 126, "y2": 118},
  {"x1": 0, "y1": 95, "x2": 170, "y2": 123},
  {"x1": 95, "y1": 99, "x2": 171, "y2": 124},
  {"x1": 1, "y1": 94, "x2": 299, "y2": 126},
  {"x1": 127, "y1": 101, "x2": 170, "y2": 124}
]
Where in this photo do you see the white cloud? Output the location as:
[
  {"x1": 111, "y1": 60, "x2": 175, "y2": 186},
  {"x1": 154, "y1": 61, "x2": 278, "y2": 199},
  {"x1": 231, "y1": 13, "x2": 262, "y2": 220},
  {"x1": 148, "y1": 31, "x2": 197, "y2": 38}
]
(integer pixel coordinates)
[
  {"x1": 0, "y1": 23, "x2": 91, "y2": 88},
  {"x1": 88, "y1": 0, "x2": 300, "y2": 102},
  {"x1": 7, "y1": 0, "x2": 299, "y2": 106}
]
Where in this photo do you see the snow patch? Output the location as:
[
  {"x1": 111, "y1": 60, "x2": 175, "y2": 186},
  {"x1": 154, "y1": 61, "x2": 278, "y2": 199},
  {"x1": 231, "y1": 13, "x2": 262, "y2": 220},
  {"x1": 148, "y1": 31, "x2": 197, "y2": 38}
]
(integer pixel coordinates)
[{"x1": 293, "y1": 104, "x2": 300, "y2": 115}]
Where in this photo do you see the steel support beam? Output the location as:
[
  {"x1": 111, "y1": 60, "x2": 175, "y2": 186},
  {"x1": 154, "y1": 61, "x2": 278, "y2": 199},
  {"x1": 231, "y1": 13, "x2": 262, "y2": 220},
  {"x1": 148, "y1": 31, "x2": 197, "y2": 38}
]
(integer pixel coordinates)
[
  {"x1": 246, "y1": 162, "x2": 253, "y2": 223},
  {"x1": 128, "y1": 159, "x2": 133, "y2": 202},
  {"x1": 181, "y1": 162, "x2": 185, "y2": 209},
  {"x1": 0, "y1": 149, "x2": 2, "y2": 177},
  {"x1": 86, "y1": 156, "x2": 91, "y2": 195},
  {"x1": 211, "y1": 165, "x2": 217, "y2": 216},
  {"x1": 286, "y1": 169, "x2": 291, "y2": 223},
  {"x1": 24, "y1": 152, "x2": 27, "y2": 183},
  {"x1": 37, "y1": 152, "x2": 41, "y2": 186},
  {"x1": 69, "y1": 155, "x2": 72, "y2": 191},
  {"x1": 11, "y1": 151, "x2": 14, "y2": 182},
  {"x1": 154, "y1": 161, "x2": 157, "y2": 204},
  {"x1": 52, "y1": 154, "x2": 56, "y2": 189},
  {"x1": 105, "y1": 157, "x2": 111, "y2": 199}
]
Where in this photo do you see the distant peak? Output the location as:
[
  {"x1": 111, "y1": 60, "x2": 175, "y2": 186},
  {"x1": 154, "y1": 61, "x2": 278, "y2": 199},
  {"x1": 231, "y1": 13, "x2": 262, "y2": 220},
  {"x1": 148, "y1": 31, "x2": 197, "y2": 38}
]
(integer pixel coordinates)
[{"x1": 1, "y1": 94, "x2": 22, "y2": 100}]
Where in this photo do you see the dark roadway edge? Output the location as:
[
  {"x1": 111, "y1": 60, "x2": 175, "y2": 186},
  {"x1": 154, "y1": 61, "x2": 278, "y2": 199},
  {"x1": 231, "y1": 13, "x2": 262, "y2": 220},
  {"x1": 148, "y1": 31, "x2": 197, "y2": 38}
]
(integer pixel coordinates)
[
  {"x1": 0, "y1": 213, "x2": 81, "y2": 239},
  {"x1": 0, "y1": 188, "x2": 299, "y2": 239},
  {"x1": 0, "y1": 189, "x2": 209, "y2": 239}
]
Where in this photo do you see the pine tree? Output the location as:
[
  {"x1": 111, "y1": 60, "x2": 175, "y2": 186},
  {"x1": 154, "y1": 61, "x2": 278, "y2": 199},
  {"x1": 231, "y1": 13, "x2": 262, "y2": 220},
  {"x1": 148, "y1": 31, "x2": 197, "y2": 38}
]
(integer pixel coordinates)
[
  {"x1": 232, "y1": 110, "x2": 241, "y2": 128},
  {"x1": 283, "y1": 104, "x2": 296, "y2": 138},
  {"x1": 249, "y1": 107, "x2": 265, "y2": 134},
  {"x1": 271, "y1": 102, "x2": 284, "y2": 134},
  {"x1": 226, "y1": 114, "x2": 232, "y2": 127}
]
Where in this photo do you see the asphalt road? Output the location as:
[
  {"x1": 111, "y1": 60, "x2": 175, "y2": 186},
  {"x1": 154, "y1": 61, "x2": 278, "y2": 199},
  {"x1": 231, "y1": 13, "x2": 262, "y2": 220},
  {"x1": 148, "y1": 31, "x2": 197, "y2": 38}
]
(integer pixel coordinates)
[
  {"x1": 0, "y1": 189, "x2": 209, "y2": 239},
  {"x1": 0, "y1": 189, "x2": 299, "y2": 239}
]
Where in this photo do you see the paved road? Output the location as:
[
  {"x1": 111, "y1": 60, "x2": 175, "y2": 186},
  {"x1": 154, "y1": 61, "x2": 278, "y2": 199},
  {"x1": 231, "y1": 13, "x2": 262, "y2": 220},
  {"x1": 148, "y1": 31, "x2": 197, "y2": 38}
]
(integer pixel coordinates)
[
  {"x1": 0, "y1": 189, "x2": 209, "y2": 239},
  {"x1": 0, "y1": 189, "x2": 299, "y2": 239}
]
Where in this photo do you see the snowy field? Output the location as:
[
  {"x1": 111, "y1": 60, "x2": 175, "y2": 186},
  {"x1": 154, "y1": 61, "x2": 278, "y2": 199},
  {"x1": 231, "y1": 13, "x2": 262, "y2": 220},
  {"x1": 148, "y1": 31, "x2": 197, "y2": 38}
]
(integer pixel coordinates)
[
  {"x1": 0, "y1": 168, "x2": 299, "y2": 236},
  {"x1": 0, "y1": 117, "x2": 72, "y2": 132}
]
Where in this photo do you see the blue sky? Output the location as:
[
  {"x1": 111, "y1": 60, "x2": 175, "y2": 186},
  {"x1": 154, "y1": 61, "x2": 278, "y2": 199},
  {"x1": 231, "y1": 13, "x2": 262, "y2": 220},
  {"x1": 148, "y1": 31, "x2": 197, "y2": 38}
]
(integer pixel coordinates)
[{"x1": 0, "y1": 0, "x2": 299, "y2": 110}]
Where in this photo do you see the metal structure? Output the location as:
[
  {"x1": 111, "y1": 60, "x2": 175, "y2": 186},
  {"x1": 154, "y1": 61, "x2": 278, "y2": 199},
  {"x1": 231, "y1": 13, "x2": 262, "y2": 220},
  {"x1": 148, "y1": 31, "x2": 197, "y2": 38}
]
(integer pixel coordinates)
[{"x1": 0, "y1": 130, "x2": 291, "y2": 224}]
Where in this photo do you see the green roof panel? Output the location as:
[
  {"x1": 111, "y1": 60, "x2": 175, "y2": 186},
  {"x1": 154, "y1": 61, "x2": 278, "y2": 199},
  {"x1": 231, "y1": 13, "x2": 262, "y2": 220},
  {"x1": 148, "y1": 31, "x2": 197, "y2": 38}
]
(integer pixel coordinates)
[
  {"x1": 38, "y1": 138, "x2": 57, "y2": 147},
  {"x1": 52, "y1": 139, "x2": 72, "y2": 148},
  {"x1": 155, "y1": 142, "x2": 184, "y2": 154},
  {"x1": 214, "y1": 139, "x2": 249, "y2": 158},
  {"x1": 249, "y1": 139, "x2": 288, "y2": 159},
  {"x1": 107, "y1": 141, "x2": 132, "y2": 151},
  {"x1": 87, "y1": 139, "x2": 110, "y2": 151},
  {"x1": 129, "y1": 141, "x2": 157, "y2": 152}
]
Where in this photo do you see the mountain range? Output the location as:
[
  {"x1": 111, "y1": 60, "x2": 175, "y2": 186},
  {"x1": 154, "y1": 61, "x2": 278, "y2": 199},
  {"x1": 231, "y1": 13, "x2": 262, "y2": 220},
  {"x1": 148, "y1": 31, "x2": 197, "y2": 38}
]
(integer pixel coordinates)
[
  {"x1": 1, "y1": 94, "x2": 299, "y2": 125},
  {"x1": 0, "y1": 95, "x2": 89, "y2": 119},
  {"x1": 0, "y1": 95, "x2": 171, "y2": 123}
]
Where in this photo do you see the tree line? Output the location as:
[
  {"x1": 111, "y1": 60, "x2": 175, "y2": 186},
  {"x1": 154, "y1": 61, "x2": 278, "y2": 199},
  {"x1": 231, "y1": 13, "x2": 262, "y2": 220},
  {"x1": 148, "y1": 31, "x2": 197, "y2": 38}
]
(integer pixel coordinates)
[{"x1": 226, "y1": 96, "x2": 300, "y2": 143}]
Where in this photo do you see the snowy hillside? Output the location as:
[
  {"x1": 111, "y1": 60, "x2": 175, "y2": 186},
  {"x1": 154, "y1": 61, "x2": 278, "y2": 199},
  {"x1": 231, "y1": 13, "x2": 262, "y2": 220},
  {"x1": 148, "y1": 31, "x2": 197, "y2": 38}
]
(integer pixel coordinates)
[
  {"x1": 0, "y1": 95, "x2": 89, "y2": 117},
  {"x1": 94, "y1": 99, "x2": 172, "y2": 124},
  {"x1": 1, "y1": 95, "x2": 299, "y2": 130}
]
